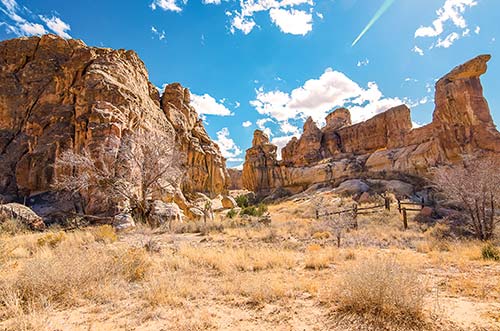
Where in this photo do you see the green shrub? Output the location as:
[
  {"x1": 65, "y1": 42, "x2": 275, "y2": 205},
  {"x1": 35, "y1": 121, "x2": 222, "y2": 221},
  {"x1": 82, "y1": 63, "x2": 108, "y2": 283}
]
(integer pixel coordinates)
[
  {"x1": 240, "y1": 204, "x2": 268, "y2": 217},
  {"x1": 235, "y1": 195, "x2": 249, "y2": 208},
  {"x1": 227, "y1": 209, "x2": 238, "y2": 219},
  {"x1": 481, "y1": 243, "x2": 500, "y2": 261}
]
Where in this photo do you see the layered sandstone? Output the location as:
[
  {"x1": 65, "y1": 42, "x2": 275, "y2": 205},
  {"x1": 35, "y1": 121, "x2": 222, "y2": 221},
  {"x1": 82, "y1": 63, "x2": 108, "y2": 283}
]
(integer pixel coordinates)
[
  {"x1": 243, "y1": 55, "x2": 500, "y2": 196},
  {"x1": 161, "y1": 83, "x2": 229, "y2": 196},
  {"x1": 0, "y1": 35, "x2": 229, "y2": 219}
]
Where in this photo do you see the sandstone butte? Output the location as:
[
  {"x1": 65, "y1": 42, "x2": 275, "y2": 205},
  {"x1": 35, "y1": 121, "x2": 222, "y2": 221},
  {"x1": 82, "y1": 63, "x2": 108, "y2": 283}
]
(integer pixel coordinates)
[
  {"x1": 0, "y1": 34, "x2": 230, "y2": 221},
  {"x1": 242, "y1": 54, "x2": 500, "y2": 197}
]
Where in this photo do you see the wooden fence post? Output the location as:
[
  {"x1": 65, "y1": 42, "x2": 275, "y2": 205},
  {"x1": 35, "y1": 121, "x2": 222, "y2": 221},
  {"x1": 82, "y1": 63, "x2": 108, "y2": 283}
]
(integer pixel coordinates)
[
  {"x1": 352, "y1": 204, "x2": 358, "y2": 230},
  {"x1": 402, "y1": 208, "x2": 408, "y2": 230},
  {"x1": 315, "y1": 209, "x2": 319, "y2": 219},
  {"x1": 384, "y1": 196, "x2": 390, "y2": 211},
  {"x1": 397, "y1": 198, "x2": 401, "y2": 213}
]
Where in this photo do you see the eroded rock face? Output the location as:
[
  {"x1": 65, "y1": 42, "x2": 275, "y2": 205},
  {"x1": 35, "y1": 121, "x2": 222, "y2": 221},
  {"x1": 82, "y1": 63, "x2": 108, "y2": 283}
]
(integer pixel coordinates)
[
  {"x1": 160, "y1": 83, "x2": 229, "y2": 196},
  {"x1": 228, "y1": 168, "x2": 243, "y2": 190},
  {"x1": 242, "y1": 130, "x2": 282, "y2": 195},
  {"x1": 243, "y1": 55, "x2": 500, "y2": 196},
  {"x1": 0, "y1": 35, "x2": 229, "y2": 220}
]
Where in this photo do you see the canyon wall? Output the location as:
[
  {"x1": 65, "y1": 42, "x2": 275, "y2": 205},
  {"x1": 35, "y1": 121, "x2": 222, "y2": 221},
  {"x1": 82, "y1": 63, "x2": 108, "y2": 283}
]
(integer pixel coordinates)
[
  {"x1": 243, "y1": 55, "x2": 500, "y2": 196},
  {"x1": 0, "y1": 35, "x2": 229, "y2": 219}
]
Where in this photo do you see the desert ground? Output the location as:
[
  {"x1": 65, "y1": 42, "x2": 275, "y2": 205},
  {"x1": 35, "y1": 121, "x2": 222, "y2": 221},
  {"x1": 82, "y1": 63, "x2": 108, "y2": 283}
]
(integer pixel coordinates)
[{"x1": 1, "y1": 190, "x2": 499, "y2": 331}]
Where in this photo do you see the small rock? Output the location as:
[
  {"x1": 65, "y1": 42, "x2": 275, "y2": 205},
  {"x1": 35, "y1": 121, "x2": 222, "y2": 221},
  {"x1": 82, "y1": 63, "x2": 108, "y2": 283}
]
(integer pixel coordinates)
[{"x1": 113, "y1": 213, "x2": 135, "y2": 231}]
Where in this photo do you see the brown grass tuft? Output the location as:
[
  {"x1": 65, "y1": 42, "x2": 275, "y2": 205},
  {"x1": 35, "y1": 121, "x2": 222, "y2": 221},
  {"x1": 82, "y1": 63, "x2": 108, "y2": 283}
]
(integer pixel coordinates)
[{"x1": 332, "y1": 256, "x2": 425, "y2": 325}]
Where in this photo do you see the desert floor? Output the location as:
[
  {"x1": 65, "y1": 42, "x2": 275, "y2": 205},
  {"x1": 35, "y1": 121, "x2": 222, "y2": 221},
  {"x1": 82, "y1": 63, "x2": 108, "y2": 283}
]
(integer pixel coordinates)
[{"x1": 1, "y1": 191, "x2": 499, "y2": 331}]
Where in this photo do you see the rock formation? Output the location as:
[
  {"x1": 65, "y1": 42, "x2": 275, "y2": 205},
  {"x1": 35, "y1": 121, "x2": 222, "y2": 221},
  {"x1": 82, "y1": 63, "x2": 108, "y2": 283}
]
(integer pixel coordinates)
[
  {"x1": 227, "y1": 168, "x2": 243, "y2": 190},
  {"x1": 161, "y1": 83, "x2": 229, "y2": 196},
  {"x1": 0, "y1": 35, "x2": 229, "y2": 220},
  {"x1": 243, "y1": 55, "x2": 500, "y2": 196}
]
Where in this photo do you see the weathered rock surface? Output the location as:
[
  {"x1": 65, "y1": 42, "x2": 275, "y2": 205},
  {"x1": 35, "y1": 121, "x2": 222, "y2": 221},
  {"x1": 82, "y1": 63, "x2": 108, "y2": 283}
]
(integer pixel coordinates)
[
  {"x1": 243, "y1": 55, "x2": 500, "y2": 196},
  {"x1": 161, "y1": 83, "x2": 229, "y2": 196},
  {"x1": 0, "y1": 203, "x2": 45, "y2": 230},
  {"x1": 0, "y1": 35, "x2": 229, "y2": 220},
  {"x1": 228, "y1": 168, "x2": 243, "y2": 190}
]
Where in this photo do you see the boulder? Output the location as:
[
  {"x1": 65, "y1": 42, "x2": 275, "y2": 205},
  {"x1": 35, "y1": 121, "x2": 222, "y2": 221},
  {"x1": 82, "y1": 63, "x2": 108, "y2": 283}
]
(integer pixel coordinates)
[
  {"x1": 334, "y1": 180, "x2": 369, "y2": 196},
  {"x1": 222, "y1": 196, "x2": 237, "y2": 209},
  {"x1": 0, "y1": 203, "x2": 45, "y2": 230},
  {"x1": 150, "y1": 201, "x2": 183, "y2": 225},
  {"x1": 113, "y1": 213, "x2": 135, "y2": 231}
]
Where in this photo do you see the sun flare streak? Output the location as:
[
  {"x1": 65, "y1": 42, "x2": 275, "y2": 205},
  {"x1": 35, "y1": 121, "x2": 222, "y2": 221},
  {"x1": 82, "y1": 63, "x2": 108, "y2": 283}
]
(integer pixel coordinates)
[{"x1": 351, "y1": 0, "x2": 397, "y2": 47}]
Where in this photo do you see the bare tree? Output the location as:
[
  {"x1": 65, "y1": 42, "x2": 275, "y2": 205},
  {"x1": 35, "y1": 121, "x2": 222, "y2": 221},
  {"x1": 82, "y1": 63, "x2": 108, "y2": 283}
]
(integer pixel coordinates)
[
  {"x1": 53, "y1": 131, "x2": 183, "y2": 223},
  {"x1": 434, "y1": 157, "x2": 500, "y2": 240},
  {"x1": 327, "y1": 212, "x2": 356, "y2": 248}
]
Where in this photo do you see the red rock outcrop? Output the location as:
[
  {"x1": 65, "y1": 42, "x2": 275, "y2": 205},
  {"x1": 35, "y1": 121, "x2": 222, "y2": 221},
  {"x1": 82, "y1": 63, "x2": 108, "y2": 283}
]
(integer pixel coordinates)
[
  {"x1": 228, "y1": 168, "x2": 243, "y2": 190},
  {"x1": 0, "y1": 35, "x2": 229, "y2": 219},
  {"x1": 161, "y1": 83, "x2": 229, "y2": 196},
  {"x1": 243, "y1": 55, "x2": 500, "y2": 196}
]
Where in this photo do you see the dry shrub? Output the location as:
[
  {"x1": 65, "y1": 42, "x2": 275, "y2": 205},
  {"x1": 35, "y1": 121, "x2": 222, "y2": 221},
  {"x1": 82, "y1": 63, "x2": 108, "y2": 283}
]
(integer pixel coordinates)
[
  {"x1": 0, "y1": 217, "x2": 30, "y2": 236},
  {"x1": 0, "y1": 244, "x2": 151, "y2": 320},
  {"x1": 334, "y1": 257, "x2": 425, "y2": 325},
  {"x1": 221, "y1": 273, "x2": 291, "y2": 305},
  {"x1": 140, "y1": 273, "x2": 202, "y2": 307},
  {"x1": 312, "y1": 231, "x2": 331, "y2": 240},
  {"x1": 115, "y1": 248, "x2": 151, "y2": 282},
  {"x1": 481, "y1": 242, "x2": 500, "y2": 261},
  {"x1": 305, "y1": 246, "x2": 336, "y2": 270},
  {"x1": 36, "y1": 231, "x2": 66, "y2": 248},
  {"x1": 179, "y1": 246, "x2": 297, "y2": 273},
  {"x1": 91, "y1": 225, "x2": 118, "y2": 243}
]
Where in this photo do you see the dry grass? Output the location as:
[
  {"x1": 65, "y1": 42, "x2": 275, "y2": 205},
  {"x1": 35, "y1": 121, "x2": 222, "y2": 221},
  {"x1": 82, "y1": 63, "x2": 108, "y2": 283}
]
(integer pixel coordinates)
[
  {"x1": 1, "y1": 193, "x2": 499, "y2": 330},
  {"x1": 304, "y1": 245, "x2": 336, "y2": 270},
  {"x1": 330, "y1": 256, "x2": 426, "y2": 326},
  {"x1": 178, "y1": 246, "x2": 298, "y2": 273}
]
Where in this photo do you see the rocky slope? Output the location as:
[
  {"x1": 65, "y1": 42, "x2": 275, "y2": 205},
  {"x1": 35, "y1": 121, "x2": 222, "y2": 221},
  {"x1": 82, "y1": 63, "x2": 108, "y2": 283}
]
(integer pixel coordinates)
[
  {"x1": 0, "y1": 35, "x2": 229, "y2": 220},
  {"x1": 243, "y1": 55, "x2": 500, "y2": 196}
]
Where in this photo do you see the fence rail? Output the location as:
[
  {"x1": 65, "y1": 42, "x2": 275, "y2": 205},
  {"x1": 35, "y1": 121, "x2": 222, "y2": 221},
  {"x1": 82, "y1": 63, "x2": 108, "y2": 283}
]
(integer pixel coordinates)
[{"x1": 315, "y1": 196, "x2": 431, "y2": 231}]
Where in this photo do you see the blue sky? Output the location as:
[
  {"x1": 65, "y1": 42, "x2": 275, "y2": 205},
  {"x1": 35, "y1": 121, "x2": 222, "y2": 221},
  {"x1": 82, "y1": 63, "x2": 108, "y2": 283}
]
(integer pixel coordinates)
[{"x1": 1, "y1": 0, "x2": 499, "y2": 168}]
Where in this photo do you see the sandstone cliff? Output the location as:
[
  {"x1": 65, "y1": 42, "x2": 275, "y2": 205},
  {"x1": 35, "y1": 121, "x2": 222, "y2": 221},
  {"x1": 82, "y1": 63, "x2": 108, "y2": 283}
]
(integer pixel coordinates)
[
  {"x1": 243, "y1": 55, "x2": 500, "y2": 196},
  {"x1": 0, "y1": 35, "x2": 229, "y2": 220}
]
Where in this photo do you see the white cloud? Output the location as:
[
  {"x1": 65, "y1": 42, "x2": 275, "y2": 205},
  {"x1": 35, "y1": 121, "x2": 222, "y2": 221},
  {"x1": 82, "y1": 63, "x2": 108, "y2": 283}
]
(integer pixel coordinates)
[
  {"x1": 230, "y1": 13, "x2": 256, "y2": 35},
  {"x1": 202, "y1": 0, "x2": 221, "y2": 4},
  {"x1": 214, "y1": 128, "x2": 242, "y2": 159},
  {"x1": 40, "y1": 16, "x2": 71, "y2": 38},
  {"x1": 435, "y1": 31, "x2": 460, "y2": 48},
  {"x1": 229, "y1": 0, "x2": 316, "y2": 35},
  {"x1": 412, "y1": 45, "x2": 424, "y2": 56},
  {"x1": 151, "y1": 26, "x2": 166, "y2": 41},
  {"x1": 269, "y1": 8, "x2": 312, "y2": 35},
  {"x1": 256, "y1": 118, "x2": 274, "y2": 138},
  {"x1": 357, "y1": 58, "x2": 369, "y2": 67},
  {"x1": 279, "y1": 121, "x2": 299, "y2": 135},
  {"x1": 250, "y1": 68, "x2": 403, "y2": 128},
  {"x1": 242, "y1": 121, "x2": 253, "y2": 127},
  {"x1": 191, "y1": 93, "x2": 233, "y2": 116},
  {"x1": 474, "y1": 26, "x2": 480, "y2": 34},
  {"x1": 272, "y1": 135, "x2": 298, "y2": 160},
  {"x1": 414, "y1": 0, "x2": 478, "y2": 50},
  {"x1": 0, "y1": 0, "x2": 71, "y2": 38},
  {"x1": 18, "y1": 22, "x2": 46, "y2": 35},
  {"x1": 150, "y1": 0, "x2": 182, "y2": 12}
]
